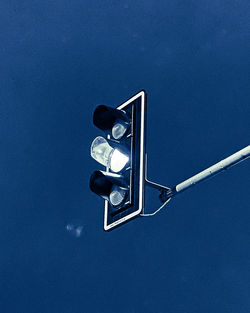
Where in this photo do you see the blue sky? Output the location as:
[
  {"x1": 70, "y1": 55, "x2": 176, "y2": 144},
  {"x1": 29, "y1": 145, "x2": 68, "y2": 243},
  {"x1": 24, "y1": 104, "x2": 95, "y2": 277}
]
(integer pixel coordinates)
[{"x1": 0, "y1": 1, "x2": 250, "y2": 312}]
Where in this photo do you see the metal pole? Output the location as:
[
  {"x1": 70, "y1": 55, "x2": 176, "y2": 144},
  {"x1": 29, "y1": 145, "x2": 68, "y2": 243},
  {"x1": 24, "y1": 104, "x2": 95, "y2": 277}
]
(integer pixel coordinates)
[{"x1": 167, "y1": 145, "x2": 250, "y2": 198}]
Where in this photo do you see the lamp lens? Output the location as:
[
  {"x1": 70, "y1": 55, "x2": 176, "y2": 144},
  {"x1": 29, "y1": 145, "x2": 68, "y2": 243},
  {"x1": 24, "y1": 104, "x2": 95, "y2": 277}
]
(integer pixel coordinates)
[
  {"x1": 91, "y1": 136, "x2": 129, "y2": 172},
  {"x1": 110, "y1": 149, "x2": 129, "y2": 172},
  {"x1": 112, "y1": 121, "x2": 128, "y2": 140},
  {"x1": 109, "y1": 185, "x2": 126, "y2": 206}
]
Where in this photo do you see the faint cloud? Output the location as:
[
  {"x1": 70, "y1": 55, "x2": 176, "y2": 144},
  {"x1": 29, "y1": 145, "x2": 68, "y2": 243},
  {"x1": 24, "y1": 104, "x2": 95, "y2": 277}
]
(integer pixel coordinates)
[{"x1": 66, "y1": 221, "x2": 84, "y2": 238}]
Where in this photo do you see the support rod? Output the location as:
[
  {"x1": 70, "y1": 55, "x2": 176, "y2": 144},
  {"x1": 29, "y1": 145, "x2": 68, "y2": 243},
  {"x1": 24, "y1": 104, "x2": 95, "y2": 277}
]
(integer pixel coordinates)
[{"x1": 167, "y1": 145, "x2": 250, "y2": 198}]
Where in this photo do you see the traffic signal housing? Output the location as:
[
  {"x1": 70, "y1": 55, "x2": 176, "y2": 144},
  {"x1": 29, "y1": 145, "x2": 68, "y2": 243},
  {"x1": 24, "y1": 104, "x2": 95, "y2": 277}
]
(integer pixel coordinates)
[{"x1": 90, "y1": 91, "x2": 146, "y2": 231}]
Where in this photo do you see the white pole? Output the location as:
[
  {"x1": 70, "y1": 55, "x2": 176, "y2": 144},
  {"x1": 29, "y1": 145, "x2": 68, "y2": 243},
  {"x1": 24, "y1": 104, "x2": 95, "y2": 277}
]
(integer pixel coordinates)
[{"x1": 170, "y1": 145, "x2": 250, "y2": 196}]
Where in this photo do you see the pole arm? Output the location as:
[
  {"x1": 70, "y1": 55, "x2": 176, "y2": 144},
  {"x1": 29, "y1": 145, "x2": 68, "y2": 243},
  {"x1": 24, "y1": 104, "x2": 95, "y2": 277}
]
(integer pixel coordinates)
[{"x1": 166, "y1": 145, "x2": 250, "y2": 199}]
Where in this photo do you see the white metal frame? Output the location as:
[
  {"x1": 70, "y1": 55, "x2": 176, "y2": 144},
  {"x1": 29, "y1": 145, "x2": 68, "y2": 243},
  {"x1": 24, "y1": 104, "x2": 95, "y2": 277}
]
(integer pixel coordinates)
[{"x1": 104, "y1": 91, "x2": 146, "y2": 231}]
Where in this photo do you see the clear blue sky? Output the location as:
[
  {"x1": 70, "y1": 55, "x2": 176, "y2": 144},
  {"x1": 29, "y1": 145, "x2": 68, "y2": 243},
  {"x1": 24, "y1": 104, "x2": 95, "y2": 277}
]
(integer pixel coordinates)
[{"x1": 0, "y1": 1, "x2": 250, "y2": 312}]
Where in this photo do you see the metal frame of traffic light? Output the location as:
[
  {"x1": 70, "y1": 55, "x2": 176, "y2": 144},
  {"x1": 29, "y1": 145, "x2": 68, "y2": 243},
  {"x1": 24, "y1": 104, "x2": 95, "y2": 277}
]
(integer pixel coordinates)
[
  {"x1": 104, "y1": 91, "x2": 147, "y2": 230},
  {"x1": 90, "y1": 90, "x2": 158, "y2": 230},
  {"x1": 90, "y1": 90, "x2": 250, "y2": 231}
]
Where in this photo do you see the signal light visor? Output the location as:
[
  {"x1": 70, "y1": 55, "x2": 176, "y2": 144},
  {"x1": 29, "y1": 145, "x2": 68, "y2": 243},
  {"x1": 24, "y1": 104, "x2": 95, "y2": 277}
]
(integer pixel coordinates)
[{"x1": 89, "y1": 171, "x2": 128, "y2": 207}]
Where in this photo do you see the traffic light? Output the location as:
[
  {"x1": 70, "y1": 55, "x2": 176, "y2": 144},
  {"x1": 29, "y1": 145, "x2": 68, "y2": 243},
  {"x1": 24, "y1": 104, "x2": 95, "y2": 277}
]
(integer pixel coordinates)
[
  {"x1": 89, "y1": 90, "x2": 250, "y2": 231},
  {"x1": 90, "y1": 90, "x2": 147, "y2": 231}
]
